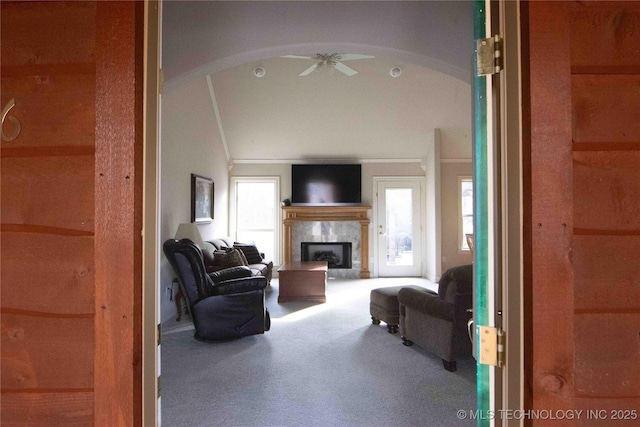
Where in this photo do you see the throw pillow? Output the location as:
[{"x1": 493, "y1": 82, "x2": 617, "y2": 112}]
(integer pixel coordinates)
[
  {"x1": 212, "y1": 248, "x2": 248, "y2": 268},
  {"x1": 201, "y1": 248, "x2": 216, "y2": 269},
  {"x1": 236, "y1": 249, "x2": 249, "y2": 266},
  {"x1": 234, "y1": 242, "x2": 263, "y2": 265}
]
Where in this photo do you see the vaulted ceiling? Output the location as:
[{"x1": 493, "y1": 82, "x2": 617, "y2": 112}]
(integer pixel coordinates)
[{"x1": 162, "y1": 1, "x2": 474, "y2": 162}]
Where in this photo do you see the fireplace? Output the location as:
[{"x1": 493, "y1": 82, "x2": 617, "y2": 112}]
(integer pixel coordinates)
[
  {"x1": 283, "y1": 206, "x2": 371, "y2": 278},
  {"x1": 301, "y1": 242, "x2": 352, "y2": 269}
]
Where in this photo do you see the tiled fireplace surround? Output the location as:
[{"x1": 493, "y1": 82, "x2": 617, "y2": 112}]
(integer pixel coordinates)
[{"x1": 282, "y1": 206, "x2": 371, "y2": 279}]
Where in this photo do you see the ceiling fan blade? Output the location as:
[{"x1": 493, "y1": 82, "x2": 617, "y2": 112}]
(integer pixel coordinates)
[
  {"x1": 282, "y1": 55, "x2": 313, "y2": 59},
  {"x1": 338, "y1": 54, "x2": 375, "y2": 61},
  {"x1": 334, "y1": 61, "x2": 358, "y2": 76},
  {"x1": 299, "y1": 63, "x2": 319, "y2": 76}
]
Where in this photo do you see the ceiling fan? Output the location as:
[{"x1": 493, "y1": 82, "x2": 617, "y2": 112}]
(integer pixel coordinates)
[{"x1": 282, "y1": 53, "x2": 375, "y2": 76}]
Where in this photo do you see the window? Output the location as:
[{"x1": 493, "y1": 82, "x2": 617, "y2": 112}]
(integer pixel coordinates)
[
  {"x1": 230, "y1": 177, "x2": 280, "y2": 264},
  {"x1": 459, "y1": 177, "x2": 473, "y2": 251}
]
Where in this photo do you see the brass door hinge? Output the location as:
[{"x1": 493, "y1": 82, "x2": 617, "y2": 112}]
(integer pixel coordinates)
[
  {"x1": 478, "y1": 325, "x2": 505, "y2": 367},
  {"x1": 476, "y1": 35, "x2": 503, "y2": 76}
]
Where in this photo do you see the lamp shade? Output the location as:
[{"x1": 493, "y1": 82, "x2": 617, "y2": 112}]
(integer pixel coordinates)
[{"x1": 174, "y1": 223, "x2": 205, "y2": 249}]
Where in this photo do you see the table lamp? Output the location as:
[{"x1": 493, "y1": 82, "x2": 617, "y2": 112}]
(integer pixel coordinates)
[{"x1": 174, "y1": 223, "x2": 205, "y2": 249}]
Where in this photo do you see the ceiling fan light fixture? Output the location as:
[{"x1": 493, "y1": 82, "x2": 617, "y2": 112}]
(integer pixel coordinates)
[
  {"x1": 253, "y1": 66, "x2": 266, "y2": 78},
  {"x1": 316, "y1": 53, "x2": 341, "y2": 69},
  {"x1": 283, "y1": 53, "x2": 374, "y2": 77},
  {"x1": 390, "y1": 67, "x2": 402, "y2": 78}
]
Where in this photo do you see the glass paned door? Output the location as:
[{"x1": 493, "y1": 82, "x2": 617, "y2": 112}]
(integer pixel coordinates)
[{"x1": 376, "y1": 180, "x2": 422, "y2": 277}]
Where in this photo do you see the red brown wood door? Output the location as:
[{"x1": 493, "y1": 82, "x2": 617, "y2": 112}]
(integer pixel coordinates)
[
  {"x1": 1, "y1": 1, "x2": 143, "y2": 425},
  {"x1": 527, "y1": 1, "x2": 640, "y2": 422}
]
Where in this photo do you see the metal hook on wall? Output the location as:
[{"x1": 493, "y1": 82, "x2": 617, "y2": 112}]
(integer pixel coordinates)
[{"x1": 2, "y1": 98, "x2": 22, "y2": 142}]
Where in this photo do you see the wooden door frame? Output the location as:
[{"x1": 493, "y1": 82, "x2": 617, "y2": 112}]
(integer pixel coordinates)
[
  {"x1": 142, "y1": 1, "x2": 161, "y2": 426},
  {"x1": 497, "y1": 0, "x2": 526, "y2": 423},
  {"x1": 94, "y1": 2, "x2": 146, "y2": 424},
  {"x1": 96, "y1": 2, "x2": 161, "y2": 423}
]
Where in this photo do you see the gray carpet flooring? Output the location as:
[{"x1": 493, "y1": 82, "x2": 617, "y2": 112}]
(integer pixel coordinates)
[{"x1": 161, "y1": 277, "x2": 476, "y2": 427}]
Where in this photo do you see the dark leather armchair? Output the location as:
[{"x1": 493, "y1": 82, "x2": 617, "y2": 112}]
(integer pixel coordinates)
[
  {"x1": 398, "y1": 264, "x2": 473, "y2": 372},
  {"x1": 163, "y1": 238, "x2": 270, "y2": 341}
]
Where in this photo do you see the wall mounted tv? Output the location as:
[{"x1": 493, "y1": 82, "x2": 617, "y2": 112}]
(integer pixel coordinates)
[{"x1": 291, "y1": 164, "x2": 362, "y2": 206}]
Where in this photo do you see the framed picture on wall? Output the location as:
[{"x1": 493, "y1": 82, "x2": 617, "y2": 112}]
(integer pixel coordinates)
[{"x1": 191, "y1": 174, "x2": 214, "y2": 223}]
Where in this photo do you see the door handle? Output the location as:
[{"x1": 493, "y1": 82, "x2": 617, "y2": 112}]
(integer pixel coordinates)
[
  {"x1": 466, "y1": 308, "x2": 474, "y2": 342},
  {"x1": 467, "y1": 308, "x2": 476, "y2": 361}
]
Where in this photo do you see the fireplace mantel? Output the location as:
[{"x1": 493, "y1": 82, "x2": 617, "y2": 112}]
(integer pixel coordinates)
[{"x1": 283, "y1": 206, "x2": 371, "y2": 278}]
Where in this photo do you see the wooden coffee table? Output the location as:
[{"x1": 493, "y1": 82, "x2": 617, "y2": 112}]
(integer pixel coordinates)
[{"x1": 277, "y1": 261, "x2": 328, "y2": 303}]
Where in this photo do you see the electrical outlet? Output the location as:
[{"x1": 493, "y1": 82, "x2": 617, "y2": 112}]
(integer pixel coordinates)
[{"x1": 441, "y1": 256, "x2": 447, "y2": 264}]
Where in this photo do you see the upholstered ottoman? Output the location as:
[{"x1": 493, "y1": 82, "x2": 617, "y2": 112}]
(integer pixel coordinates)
[{"x1": 370, "y1": 285, "x2": 425, "y2": 334}]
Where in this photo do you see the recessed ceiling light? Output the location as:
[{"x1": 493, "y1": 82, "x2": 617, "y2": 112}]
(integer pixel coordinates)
[
  {"x1": 390, "y1": 67, "x2": 402, "y2": 78},
  {"x1": 254, "y1": 66, "x2": 266, "y2": 78}
]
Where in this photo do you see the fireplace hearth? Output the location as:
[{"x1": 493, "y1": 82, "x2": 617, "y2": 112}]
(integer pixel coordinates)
[{"x1": 301, "y1": 242, "x2": 352, "y2": 269}]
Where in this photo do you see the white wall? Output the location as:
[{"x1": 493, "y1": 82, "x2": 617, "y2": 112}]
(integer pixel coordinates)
[
  {"x1": 160, "y1": 77, "x2": 230, "y2": 322},
  {"x1": 440, "y1": 128, "x2": 472, "y2": 160},
  {"x1": 425, "y1": 130, "x2": 441, "y2": 281}
]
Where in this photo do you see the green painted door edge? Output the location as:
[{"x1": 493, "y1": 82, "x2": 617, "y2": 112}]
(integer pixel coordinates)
[{"x1": 473, "y1": 0, "x2": 491, "y2": 425}]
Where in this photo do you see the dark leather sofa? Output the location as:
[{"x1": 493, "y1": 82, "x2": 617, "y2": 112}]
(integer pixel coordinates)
[
  {"x1": 202, "y1": 237, "x2": 273, "y2": 285},
  {"x1": 164, "y1": 238, "x2": 270, "y2": 341}
]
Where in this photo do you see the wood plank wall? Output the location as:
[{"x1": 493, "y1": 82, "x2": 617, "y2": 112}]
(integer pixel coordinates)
[
  {"x1": 528, "y1": 1, "x2": 576, "y2": 416},
  {"x1": 528, "y1": 1, "x2": 640, "y2": 423},
  {"x1": 1, "y1": 1, "x2": 143, "y2": 425},
  {"x1": 568, "y1": 1, "x2": 640, "y2": 419},
  {"x1": 1, "y1": 2, "x2": 97, "y2": 424}
]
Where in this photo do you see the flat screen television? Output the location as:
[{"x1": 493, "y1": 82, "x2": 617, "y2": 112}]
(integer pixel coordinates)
[{"x1": 291, "y1": 164, "x2": 362, "y2": 206}]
